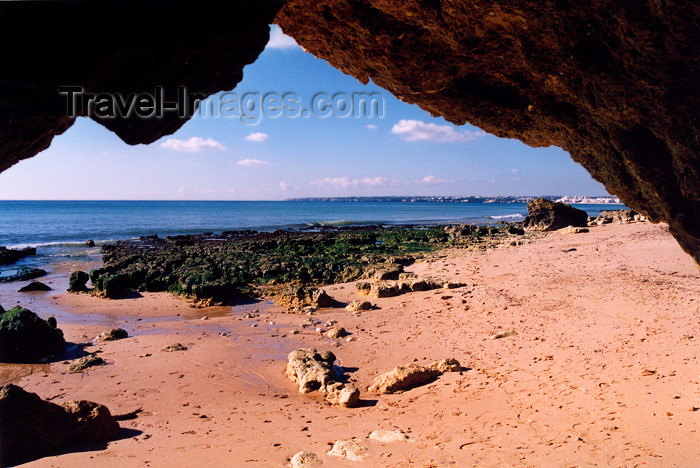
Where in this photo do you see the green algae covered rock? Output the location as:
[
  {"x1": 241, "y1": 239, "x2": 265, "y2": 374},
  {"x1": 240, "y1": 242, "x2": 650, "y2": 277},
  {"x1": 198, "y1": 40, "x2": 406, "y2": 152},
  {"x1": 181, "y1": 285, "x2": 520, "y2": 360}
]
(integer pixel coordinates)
[
  {"x1": 0, "y1": 307, "x2": 65, "y2": 362},
  {"x1": 88, "y1": 226, "x2": 506, "y2": 304},
  {"x1": 67, "y1": 270, "x2": 89, "y2": 292}
]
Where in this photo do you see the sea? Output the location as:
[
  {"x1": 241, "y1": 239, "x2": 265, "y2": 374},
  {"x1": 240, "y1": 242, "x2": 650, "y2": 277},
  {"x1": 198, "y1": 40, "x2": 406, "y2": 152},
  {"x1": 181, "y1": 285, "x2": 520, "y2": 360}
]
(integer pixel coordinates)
[{"x1": 0, "y1": 200, "x2": 625, "y2": 281}]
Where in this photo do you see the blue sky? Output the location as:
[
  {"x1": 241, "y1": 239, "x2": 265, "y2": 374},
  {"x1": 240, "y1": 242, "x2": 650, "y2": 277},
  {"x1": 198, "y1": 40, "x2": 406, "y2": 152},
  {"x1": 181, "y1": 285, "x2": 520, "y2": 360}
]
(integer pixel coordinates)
[{"x1": 0, "y1": 26, "x2": 611, "y2": 201}]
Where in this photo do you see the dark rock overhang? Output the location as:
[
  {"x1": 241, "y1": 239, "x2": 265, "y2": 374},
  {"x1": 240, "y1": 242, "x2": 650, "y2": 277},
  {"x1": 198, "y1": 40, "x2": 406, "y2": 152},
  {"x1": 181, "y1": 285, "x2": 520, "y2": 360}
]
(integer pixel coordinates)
[{"x1": 0, "y1": 0, "x2": 698, "y2": 263}]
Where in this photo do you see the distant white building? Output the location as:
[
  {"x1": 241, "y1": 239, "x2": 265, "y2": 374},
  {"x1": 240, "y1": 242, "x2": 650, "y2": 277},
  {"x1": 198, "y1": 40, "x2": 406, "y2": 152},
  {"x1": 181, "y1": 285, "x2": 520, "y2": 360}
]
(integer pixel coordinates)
[{"x1": 555, "y1": 195, "x2": 621, "y2": 204}]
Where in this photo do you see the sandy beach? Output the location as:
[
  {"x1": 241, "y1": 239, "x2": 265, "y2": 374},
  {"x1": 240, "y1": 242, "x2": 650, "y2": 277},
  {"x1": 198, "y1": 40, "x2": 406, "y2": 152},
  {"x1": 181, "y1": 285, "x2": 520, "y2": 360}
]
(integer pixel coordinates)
[{"x1": 2, "y1": 221, "x2": 698, "y2": 467}]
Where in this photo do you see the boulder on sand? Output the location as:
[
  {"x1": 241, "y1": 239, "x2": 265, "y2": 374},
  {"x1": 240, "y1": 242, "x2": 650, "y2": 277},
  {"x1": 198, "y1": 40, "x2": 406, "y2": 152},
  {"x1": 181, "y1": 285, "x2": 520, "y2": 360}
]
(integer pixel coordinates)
[
  {"x1": 594, "y1": 209, "x2": 647, "y2": 225},
  {"x1": 522, "y1": 198, "x2": 588, "y2": 231},
  {"x1": 95, "y1": 328, "x2": 128, "y2": 342},
  {"x1": 274, "y1": 286, "x2": 333, "y2": 309},
  {"x1": 161, "y1": 343, "x2": 187, "y2": 352},
  {"x1": 369, "y1": 358, "x2": 461, "y2": 394},
  {"x1": 0, "y1": 306, "x2": 65, "y2": 363},
  {"x1": 290, "y1": 451, "x2": 322, "y2": 468},
  {"x1": 0, "y1": 384, "x2": 120, "y2": 466},
  {"x1": 18, "y1": 281, "x2": 51, "y2": 292},
  {"x1": 67, "y1": 354, "x2": 106, "y2": 373},
  {"x1": 356, "y1": 276, "x2": 447, "y2": 298},
  {"x1": 286, "y1": 348, "x2": 360, "y2": 407},
  {"x1": 68, "y1": 271, "x2": 90, "y2": 292},
  {"x1": 327, "y1": 438, "x2": 368, "y2": 461},
  {"x1": 326, "y1": 327, "x2": 348, "y2": 339},
  {"x1": 345, "y1": 300, "x2": 373, "y2": 312}
]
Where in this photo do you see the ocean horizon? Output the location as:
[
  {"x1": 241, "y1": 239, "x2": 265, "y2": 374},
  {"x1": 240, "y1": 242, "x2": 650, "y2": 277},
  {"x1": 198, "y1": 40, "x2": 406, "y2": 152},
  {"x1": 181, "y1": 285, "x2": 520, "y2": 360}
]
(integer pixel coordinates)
[{"x1": 0, "y1": 199, "x2": 625, "y2": 281}]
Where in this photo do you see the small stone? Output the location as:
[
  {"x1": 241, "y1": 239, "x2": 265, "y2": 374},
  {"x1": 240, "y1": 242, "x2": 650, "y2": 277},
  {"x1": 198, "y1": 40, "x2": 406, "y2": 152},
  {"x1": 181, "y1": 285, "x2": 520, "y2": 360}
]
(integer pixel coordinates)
[
  {"x1": 430, "y1": 358, "x2": 461, "y2": 373},
  {"x1": 327, "y1": 439, "x2": 368, "y2": 461},
  {"x1": 325, "y1": 382, "x2": 360, "y2": 407},
  {"x1": 95, "y1": 328, "x2": 128, "y2": 342},
  {"x1": 345, "y1": 300, "x2": 373, "y2": 312},
  {"x1": 369, "y1": 429, "x2": 409, "y2": 443},
  {"x1": 326, "y1": 327, "x2": 348, "y2": 339},
  {"x1": 290, "y1": 451, "x2": 322, "y2": 468},
  {"x1": 489, "y1": 330, "x2": 517, "y2": 340},
  {"x1": 161, "y1": 343, "x2": 187, "y2": 352},
  {"x1": 67, "y1": 354, "x2": 106, "y2": 373}
]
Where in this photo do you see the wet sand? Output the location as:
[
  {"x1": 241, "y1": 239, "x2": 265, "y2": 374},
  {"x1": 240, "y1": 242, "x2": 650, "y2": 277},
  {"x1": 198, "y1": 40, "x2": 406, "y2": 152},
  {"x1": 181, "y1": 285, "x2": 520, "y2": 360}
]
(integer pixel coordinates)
[{"x1": 3, "y1": 222, "x2": 699, "y2": 467}]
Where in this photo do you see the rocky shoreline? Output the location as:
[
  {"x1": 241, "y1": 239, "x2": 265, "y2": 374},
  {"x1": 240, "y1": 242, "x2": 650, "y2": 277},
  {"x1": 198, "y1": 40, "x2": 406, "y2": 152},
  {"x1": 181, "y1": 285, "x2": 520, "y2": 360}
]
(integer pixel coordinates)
[
  {"x1": 81, "y1": 224, "x2": 522, "y2": 305},
  {"x1": 0, "y1": 205, "x2": 668, "y2": 466}
]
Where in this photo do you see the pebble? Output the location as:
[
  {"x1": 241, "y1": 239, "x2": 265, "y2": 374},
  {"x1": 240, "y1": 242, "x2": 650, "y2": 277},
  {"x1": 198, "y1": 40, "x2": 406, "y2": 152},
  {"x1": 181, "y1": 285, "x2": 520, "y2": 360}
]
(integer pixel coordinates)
[
  {"x1": 290, "y1": 451, "x2": 322, "y2": 468},
  {"x1": 369, "y1": 429, "x2": 409, "y2": 443},
  {"x1": 489, "y1": 330, "x2": 518, "y2": 340}
]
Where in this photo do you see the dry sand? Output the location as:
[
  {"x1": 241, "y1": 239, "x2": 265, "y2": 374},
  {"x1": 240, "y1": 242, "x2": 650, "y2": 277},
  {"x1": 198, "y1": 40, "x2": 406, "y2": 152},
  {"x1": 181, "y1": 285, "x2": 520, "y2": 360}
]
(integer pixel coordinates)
[{"x1": 2, "y1": 222, "x2": 698, "y2": 467}]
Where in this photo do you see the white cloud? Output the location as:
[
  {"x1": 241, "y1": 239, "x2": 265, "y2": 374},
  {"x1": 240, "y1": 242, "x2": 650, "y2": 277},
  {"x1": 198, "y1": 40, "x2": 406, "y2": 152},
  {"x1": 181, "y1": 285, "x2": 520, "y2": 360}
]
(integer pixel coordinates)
[
  {"x1": 236, "y1": 158, "x2": 270, "y2": 167},
  {"x1": 279, "y1": 181, "x2": 290, "y2": 191},
  {"x1": 420, "y1": 175, "x2": 449, "y2": 185},
  {"x1": 245, "y1": 132, "x2": 269, "y2": 142},
  {"x1": 391, "y1": 119, "x2": 486, "y2": 143},
  {"x1": 510, "y1": 169, "x2": 520, "y2": 173},
  {"x1": 266, "y1": 25, "x2": 301, "y2": 50},
  {"x1": 365, "y1": 124, "x2": 378, "y2": 130},
  {"x1": 161, "y1": 137, "x2": 225, "y2": 152},
  {"x1": 311, "y1": 176, "x2": 388, "y2": 189}
]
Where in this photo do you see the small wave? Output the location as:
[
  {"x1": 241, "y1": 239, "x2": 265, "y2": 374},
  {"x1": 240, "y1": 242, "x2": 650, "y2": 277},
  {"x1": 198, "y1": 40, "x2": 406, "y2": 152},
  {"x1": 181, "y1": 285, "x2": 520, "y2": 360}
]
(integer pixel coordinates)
[
  {"x1": 485, "y1": 213, "x2": 525, "y2": 220},
  {"x1": 305, "y1": 220, "x2": 381, "y2": 228},
  {"x1": 6, "y1": 239, "x2": 116, "y2": 249}
]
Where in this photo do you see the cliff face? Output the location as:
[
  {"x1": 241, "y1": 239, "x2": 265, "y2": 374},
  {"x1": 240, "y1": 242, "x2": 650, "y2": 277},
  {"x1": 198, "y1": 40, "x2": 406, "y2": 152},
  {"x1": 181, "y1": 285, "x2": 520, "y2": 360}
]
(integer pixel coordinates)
[
  {"x1": 0, "y1": 1, "x2": 698, "y2": 262},
  {"x1": 0, "y1": 0, "x2": 283, "y2": 170},
  {"x1": 275, "y1": 0, "x2": 700, "y2": 262}
]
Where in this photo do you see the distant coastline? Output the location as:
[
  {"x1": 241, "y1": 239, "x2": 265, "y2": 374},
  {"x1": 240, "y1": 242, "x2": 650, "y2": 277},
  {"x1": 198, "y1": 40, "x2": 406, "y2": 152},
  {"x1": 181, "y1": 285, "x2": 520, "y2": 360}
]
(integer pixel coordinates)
[{"x1": 285, "y1": 195, "x2": 622, "y2": 204}]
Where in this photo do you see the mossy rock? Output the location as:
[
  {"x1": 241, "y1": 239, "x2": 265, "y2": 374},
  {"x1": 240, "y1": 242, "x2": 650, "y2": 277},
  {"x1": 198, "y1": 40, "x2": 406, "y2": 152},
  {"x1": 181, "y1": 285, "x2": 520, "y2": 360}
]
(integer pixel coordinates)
[
  {"x1": 67, "y1": 271, "x2": 89, "y2": 292},
  {"x1": 0, "y1": 307, "x2": 65, "y2": 363}
]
